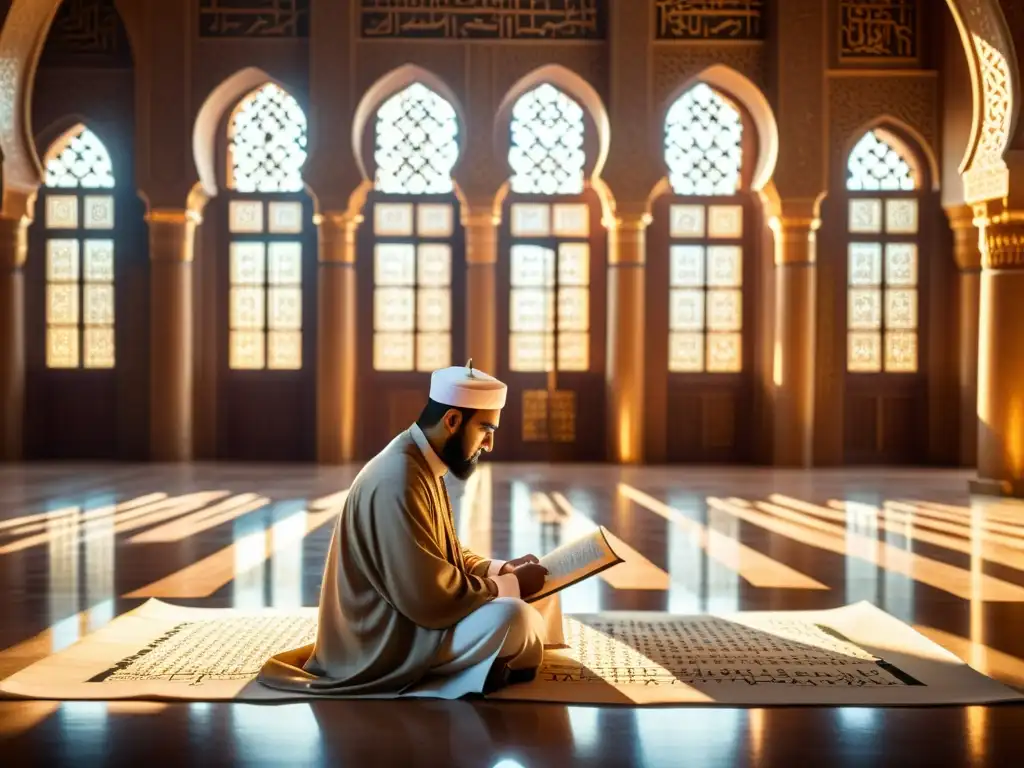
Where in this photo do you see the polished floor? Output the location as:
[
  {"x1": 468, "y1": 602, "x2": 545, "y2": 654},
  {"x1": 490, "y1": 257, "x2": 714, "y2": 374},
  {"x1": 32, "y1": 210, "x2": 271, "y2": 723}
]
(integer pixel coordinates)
[{"x1": 2, "y1": 462, "x2": 1024, "y2": 766}]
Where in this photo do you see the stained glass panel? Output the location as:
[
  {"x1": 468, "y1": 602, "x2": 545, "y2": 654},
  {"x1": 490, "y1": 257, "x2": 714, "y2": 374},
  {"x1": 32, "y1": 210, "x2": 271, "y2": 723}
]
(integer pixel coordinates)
[
  {"x1": 230, "y1": 243, "x2": 266, "y2": 285},
  {"x1": 670, "y1": 289, "x2": 704, "y2": 331},
  {"x1": 707, "y1": 333, "x2": 742, "y2": 373},
  {"x1": 417, "y1": 333, "x2": 451, "y2": 371},
  {"x1": 84, "y1": 284, "x2": 114, "y2": 325},
  {"x1": 847, "y1": 331, "x2": 882, "y2": 372},
  {"x1": 84, "y1": 327, "x2": 114, "y2": 369},
  {"x1": 885, "y1": 289, "x2": 917, "y2": 330},
  {"x1": 44, "y1": 125, "x2": 115, "y2": 189},
  {"x1": 230, "y1": 287, "x2": 265, "y2": 329},
  {"x1": 511, "y1": 245, "x2": 554, "y2": 287},
  {"x1": 665, "y1": 83, "x2": 742, "y2": 196},
  {"x1": 268, "y1": 201, "x2": 303, "y2": 233},
  {"x1": 417, "y1": 244, "x2": 451, "y2": 287},
  {"x1": 558, "y1": 243, "x2": 589, "y2": 286},
  {"x1": 510, "y1": 84, "x2": 585, "y2": 196},
  {"x1": 708, "y1": 205, "x2": 743, "y2": 239},
  {"x1": 375, "y1": 244, "x2": 416, "y2": 286},
  {"x1": 706, "y1": 246, "x2": 742, "y2": 287},
  {"x1": 374, "y1": 332, "x2": 414, "y2": 371},
  {"x1": 229, "y1": 200, "x2": 264, "y2": 233},
  {"x1": 552, "y1": 204, "x2": 590, "y2": 237},
  {"x1": 510, "y1": 333, "x2": 554, "y2": 372},
  {"x1": 268, "y1": 331, "x2": 302, "y2": 370},
  {"x1": 885, "y1": 243, "x2": 917, "y2": 286},
  {"x1": 268, "y1": 288, "x2": 302, "y2": 330},
  {"x1": 557, "y1": 288, "x2": 589, "y2": 332},
  {"x1": 669, "y1": 332, "x2": 704, "y2": 372},
  {"x1": 848, "y1": 288, "x2": 882, "y2": 330},
  {"x1": 848, "y1": 243, "x2": 882, "y2": 286},
  {"x1": 84, "y1": 240, "x2": 115, "y2": 281},
  {"x1": 83, "y1": 195, "x2": 114, "y2": 230},
  {"x1": 511, "y1": 289, "x2": 554, "y2": 333},
  {"x1": 707, "y1": 289, "x2": 742, "y2": 332},
  {"x1": 46, "y1": 195, "x2": 78, "y2": 229},
  {"x1": 670, "y1": 205, "x2": 705, "y2": 238},
  {"x1": 375, "y1": 83, "x2": 459, "y2": 195},
  {"x1": 268, "y1": 242, "x2": 302, "y2": 285},
  {"x1": 885, "y1": 198, "x2": 918, "y2": 234},
  {"x1": 374, "y1": 203, "x2": 415, "y2": 236},
  {"x1": 847, "y1": 130, "x2": 917, "y2": 192},
  {"x1": 885, "y1": 331, "x2": 917, "y2": 372},
  {"x1": 670, "y1": 245, "x2": 704, "y2": 287},
  {"x1": 230, "y1": 330, "x2": 265, "y2": 370},
  {"x1": 229, "y1": 83, "x2": 307, "y2": 193},
  {"x1": 557, "y1": 332, "x2": 589, "y2": 371},
  {"x1": 417, "y1": 204, "x2": 454, "y2": 237},
  {"x1": 849, "y1": 199, "x2": 883, "y2": 234},
  {"x1": 374, "y1": 287, "x2": 415, "y2": 331},
  {"x1": 47, "y1": 240, "x2": 80, "y2": 281},
  {"x1": 417, "y1": 288, "x2": 451, "y2": 332},
  {"x1": 47, "y1": 285, "x2": 79, "y2": 325},
  {"x1": 47, "y1": 328, "x2": 79, "y2": 368},
  {"x1": 510, "y1": 204, "x2": 551, "y2": 237}
]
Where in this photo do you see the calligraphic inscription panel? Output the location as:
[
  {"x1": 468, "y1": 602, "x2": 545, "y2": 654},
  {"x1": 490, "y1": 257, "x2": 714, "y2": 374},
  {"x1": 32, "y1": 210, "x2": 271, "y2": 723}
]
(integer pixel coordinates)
[
  {"x1": 539, "y1": 615, "x2": 918, "y2": 688},
  {"x1": 839, "y1": 0, "x2": 917, "y2": 62},
  {"x1": 360, "y1": 0, "x2": 606, "y2": 41},
  {"x1": 40, "y1": 0, "x2": 131, "y2": 67},
  {"x1": 90, "y1": 617, "x2": 317, "y2": 685},
  {"x1": 199, "y1": 0, "x2": 310, "y2": 38},
  {"x1": 655, "y1": 0, "x2": 764, "y2": 41}
]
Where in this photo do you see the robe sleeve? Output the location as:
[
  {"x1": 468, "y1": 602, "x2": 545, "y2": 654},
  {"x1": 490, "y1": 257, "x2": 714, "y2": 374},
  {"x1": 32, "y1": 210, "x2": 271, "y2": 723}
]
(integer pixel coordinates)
[
  {"x1": 359, "y1": 476, "x2": 497, "y2": 631},
  {"x1": 461, "y1": 549, "x2": 494, "y2": 578}
]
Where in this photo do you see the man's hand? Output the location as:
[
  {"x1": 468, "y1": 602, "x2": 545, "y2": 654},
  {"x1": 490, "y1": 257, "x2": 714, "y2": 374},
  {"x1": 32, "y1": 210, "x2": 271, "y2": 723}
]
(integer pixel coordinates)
[
  {"x1": 500, "y1": 554, "x2": 540, "y2": 575},
  {"x1": 512, "y1": 563, "x2": 548, "y2": 598}
]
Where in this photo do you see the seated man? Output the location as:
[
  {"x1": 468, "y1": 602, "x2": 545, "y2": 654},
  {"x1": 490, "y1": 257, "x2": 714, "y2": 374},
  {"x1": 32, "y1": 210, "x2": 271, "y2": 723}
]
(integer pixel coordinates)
[{"x1": 259, "y1": 362, "x2": 562, "y2": 698}]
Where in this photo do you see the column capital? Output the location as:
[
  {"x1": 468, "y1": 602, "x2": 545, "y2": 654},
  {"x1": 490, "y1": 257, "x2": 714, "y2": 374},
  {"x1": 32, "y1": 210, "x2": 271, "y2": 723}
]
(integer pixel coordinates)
[
  {"x1": 976, "y1": 210, "x2": 1024, "y2": 271},
  {"x1": 770, "y1": 216, "x2": 817, "y2": 267},
  {"x1": 0, "y1": 214, "x2": 30, "y2": 269},
  {"x1": 945, "y1": 204, "x2": 982, "y2": 271},
  {"x1": 146, "y1": 209, "x2": 199, "y2": 263},
  {"x1": 315, "y1": 210, "x2": 363, "y2": 264}
]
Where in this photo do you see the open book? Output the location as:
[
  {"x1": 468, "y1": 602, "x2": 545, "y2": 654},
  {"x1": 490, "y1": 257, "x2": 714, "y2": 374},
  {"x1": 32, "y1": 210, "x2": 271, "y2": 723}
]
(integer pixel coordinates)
[{"x1": 525, "y1": 526, "x2": 624, "y2": 604}]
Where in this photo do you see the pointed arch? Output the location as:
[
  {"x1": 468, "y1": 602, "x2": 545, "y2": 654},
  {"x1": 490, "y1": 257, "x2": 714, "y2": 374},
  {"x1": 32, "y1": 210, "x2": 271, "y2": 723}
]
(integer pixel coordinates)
[
  {"x1": 193, "y1": 67, "x2": 308, "y2": 198},
  {"x1": 227, "y1": 83, "x2": 308, "y2": 194},
  {"x1": 42, "y1": 122, "x2": 116, "y2": 189},
  {"x1": 841, "y1": 116, "x2": 940, "y2": 193},
  {"x1": 494, "y1": 64, "x2": 611, "y2": 186},
  {"x1": 352, "y1": 64, "x2": 467, "y2": 186}
]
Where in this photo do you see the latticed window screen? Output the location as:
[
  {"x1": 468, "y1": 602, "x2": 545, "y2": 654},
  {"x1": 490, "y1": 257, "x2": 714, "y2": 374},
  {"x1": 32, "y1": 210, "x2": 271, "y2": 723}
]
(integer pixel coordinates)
[
  {"x1": 227, "y1": 83, "x2": 308, "y2": 371},
  {"x1": 663, "y1": 84, "x2": 744, "y2": 373},
  {"x1": 509, "y1": 83, "x2": 585, "y2": 196},
  {"x1": 372, "y1": 202, "x2": 455, "y2": 372},
  {"x1": 371, "y1": 83, "x2": 459, "y2": 372},
  {"x1": 43, "y1": 125, "x2": 116, "y2": 369},
  {"x1": 846, "y1": 130, "x2": 920, "y2": 373}
]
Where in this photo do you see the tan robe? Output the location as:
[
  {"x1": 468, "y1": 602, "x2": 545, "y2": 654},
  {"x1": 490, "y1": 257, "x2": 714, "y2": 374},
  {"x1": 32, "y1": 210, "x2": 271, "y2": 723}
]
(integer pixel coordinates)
[{"x1": 258, "y1": 429, "x2": 548, "y2": 697}]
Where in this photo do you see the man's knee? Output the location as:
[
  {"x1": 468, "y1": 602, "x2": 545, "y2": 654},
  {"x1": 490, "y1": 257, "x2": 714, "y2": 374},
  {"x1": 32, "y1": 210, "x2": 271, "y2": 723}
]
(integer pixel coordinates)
[{"x1": 490, "y1": 598, "x2": 543, "y2": 663}]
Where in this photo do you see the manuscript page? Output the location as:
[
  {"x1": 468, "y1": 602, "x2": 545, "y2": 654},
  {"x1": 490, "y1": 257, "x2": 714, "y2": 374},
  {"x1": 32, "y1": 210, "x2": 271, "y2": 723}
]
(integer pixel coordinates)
[{"x1": 527, "y1": 526, "x2": 623, "y2": 603}]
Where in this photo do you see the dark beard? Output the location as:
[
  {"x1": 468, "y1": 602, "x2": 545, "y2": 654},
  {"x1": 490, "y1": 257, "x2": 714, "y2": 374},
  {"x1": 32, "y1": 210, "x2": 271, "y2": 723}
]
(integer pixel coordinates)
[{"x1": 440, "y1": 426, "x2": 481, "y2": 480}]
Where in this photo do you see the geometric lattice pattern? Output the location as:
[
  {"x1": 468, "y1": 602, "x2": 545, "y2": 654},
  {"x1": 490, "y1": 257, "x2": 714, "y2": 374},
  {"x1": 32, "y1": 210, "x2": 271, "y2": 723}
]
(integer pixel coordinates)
[
  {"x1": 509, "y1": 83, "x2": 586, "y2": 196},
  {"x1": 44, "y1": 125, "x2": 115, "y2": 189},
  {"x1": 847, "y1": 131, "x2": 917, "y2": 192},
  {"x1": 665, "y1": 83, "x2": 743, "y2": 196},
  {"x1": 228, "y1": 83, "x2": 308, "y2": 193},
  {"x1": 375, "y1": 82, "x2": 459, "y2": 195}
]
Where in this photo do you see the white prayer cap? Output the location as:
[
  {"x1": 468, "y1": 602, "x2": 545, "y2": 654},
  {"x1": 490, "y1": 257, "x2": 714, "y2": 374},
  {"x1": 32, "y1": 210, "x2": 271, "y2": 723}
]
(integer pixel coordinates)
[{"x1": 429, "y1": 359, "x2": 507, "y2": 410}]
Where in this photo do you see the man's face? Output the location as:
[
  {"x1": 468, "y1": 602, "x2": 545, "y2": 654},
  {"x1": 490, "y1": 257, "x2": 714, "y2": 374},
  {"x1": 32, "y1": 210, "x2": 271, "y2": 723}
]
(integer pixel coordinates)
[{"x1": 440, "y1": 408, "x2": 500, "y2": 480}]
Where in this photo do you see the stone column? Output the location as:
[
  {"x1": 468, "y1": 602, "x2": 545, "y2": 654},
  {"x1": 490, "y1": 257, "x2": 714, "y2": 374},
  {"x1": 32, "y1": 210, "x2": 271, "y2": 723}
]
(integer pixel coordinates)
[
  {"x1": 147, "y1": 209, "x2": 197, "y2": 462},
  {"x1": 947, "y1": 205, "x2": 982, "y2": 468},
  {"x1": 0, "y1": 214, "x2": 29, "y2": 461},
  {"x1": 607, "y1": 211, "x2": 648, "y2": 464},
  {"x1": 973, "y1": 213, "x2": 1024, "y2": 496},
  {"x1": 317, "y1": 211, "x2": 360, "y2": 464},
  {"x1": 771, "y1": 211, "x2": 817, "y2": 466},
  {"x1": 462, "y1": 207, "x2": 499, "y2": 376}
]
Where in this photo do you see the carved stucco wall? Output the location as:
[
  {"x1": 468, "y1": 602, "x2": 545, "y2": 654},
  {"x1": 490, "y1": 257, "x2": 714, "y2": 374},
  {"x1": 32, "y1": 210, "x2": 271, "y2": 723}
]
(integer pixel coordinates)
[{"x1": 653, "y1": 44, "x2": 767, "y2": 112}]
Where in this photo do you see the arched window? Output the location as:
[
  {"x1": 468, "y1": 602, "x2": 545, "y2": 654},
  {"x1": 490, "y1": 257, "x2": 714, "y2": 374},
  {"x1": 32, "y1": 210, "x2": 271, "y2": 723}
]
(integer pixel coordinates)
[
  {"x1": 663, "y1": 83, "x2": 745, "y2": 374},
  {"x1": 42, "y1": 124, "x2": 117, "y2": 369},
  {"x1": 225, "y1": 83, "x2": 308, "y2": 371},
  {"x1": 510, "y1": 83, "x2": 585, "y2": 196},
  {"x1": 845, "y1": 129, "x2": 920, "y2": 373},
  {"x1": 370, "y1": 82, "x2": 460, "y2": 373}
]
